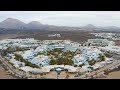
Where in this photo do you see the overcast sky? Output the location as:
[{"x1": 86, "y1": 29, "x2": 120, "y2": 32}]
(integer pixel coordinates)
[{"x1": 0, "y1": 11, "x2": 120, "y2": 27}]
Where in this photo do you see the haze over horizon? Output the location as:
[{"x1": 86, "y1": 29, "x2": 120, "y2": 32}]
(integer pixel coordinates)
[{"x1": 0, "y1": 11, "x2": 120, "y2": 27}]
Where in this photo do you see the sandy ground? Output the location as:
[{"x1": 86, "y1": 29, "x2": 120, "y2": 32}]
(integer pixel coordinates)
[
  {"x1": 104, "y1": 71, "x2": 120, "y2": 79},
  {"x1": 0, "y1": 65, "x2": 16, "y2": 79},
  {"x1": 0, "y1": 34, "x2": 23, "y2": 40},
  {"x1": 96, "y1": 70, "x2": 120, "y2": 79},
  {"x1": 41, "y1": 71, "x2": 76, "y2": 79}
]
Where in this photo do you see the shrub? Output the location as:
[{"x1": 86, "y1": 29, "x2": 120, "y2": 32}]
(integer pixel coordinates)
[
  {"x1": 79, "y1": 63, "x2": 84, "y2": 67},
  {"x1": 104, "y1": 69, "x2": 109, "y2": 75},
  {"x1": 0, "y1": 60, "x2": 2, "y2": 64},
  {"x1": 104, "y1": 53, "x2": 112, "y2": 58},
  {"x1": 88, "y1": 59, "x2": 96, "y2": 66},
  {"x1": 74, "y1": 65, "x2": 77, "y2": 67}
]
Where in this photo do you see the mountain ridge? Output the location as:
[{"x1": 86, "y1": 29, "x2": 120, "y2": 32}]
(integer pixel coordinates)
[{"x1": 0, "y1": 18, "x2": 120, "y2": 31}]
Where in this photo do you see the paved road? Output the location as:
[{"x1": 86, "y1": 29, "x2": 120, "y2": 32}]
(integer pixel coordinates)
[
  {"x1": 74, "y1": 60, "x2": 120, "y2": 79},
  {"x1": 0, "y1": 54, "x2": 25, "y2": 78}
]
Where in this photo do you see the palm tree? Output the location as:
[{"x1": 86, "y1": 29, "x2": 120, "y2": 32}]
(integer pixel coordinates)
[
  {"x1": 79, "y1": 63, "x2": 84, "y2": 67},
  {"x1": 49, "y1": 60, "x2": 56, "y2": 65},
  {"x1": 88, "y1": 59, "x2": 96, "y2": 66},
  {"x1": 74, "y1": 65, "x2": 77, "y2": 67},
  {"x1": 100, "y1": 56, "x2": 105, "y2": 61}
]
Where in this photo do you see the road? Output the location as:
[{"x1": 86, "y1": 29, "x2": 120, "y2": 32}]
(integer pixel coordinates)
[
  {"x1": 74, "y1": 59, "x2": 120, "y2": 79},
  {"x1": 0, "y1": 54, "x2": 26, "y2": 78}
]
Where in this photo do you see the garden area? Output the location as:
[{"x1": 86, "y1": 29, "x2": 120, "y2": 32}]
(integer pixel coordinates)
[{"x1": 48, "y1": 48, "x2": 75, "y2": 65}]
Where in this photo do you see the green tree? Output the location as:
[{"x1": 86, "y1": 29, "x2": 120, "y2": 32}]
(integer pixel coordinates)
[
  {"x1": 104, "y1": 53, "x2": 112, "y2": 58},
  {"x1": 88, "y1": 59, "x2": 96, "y2": 66},
  {"x1": 49, "y1": 60, "x2": 56, "y2": 65},
  {"x1": 74, "y1": 65, "x2": 77, "y2": 67},
  {"x1": 79, "y1": 63, "x2": 84, "y2": 67},
  {"x1": 1, "y1": 50, "x2": 7, "y2": 56},
  {"x1": 0, "y1": 60, "x2": 2, "y2": 64},
  {"x1": 99, "y1": 56, "x2": 105, "y2": 61},
  {"x1": 16, "y1": 47, "x2": 23, "y2": 51},
  {"x1": 104, "y1": 69, "x2": 109, "y2": 75},
  {"x1": 67, "y1": 59, "x2": 74, "y2": 65},
  {"x1": 48, "y1": 48, "x2": 74, "y2": 65}
]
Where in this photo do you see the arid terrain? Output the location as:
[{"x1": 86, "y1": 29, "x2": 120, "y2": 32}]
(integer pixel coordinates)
[
  {"x1": 0, "y1": 30, "x2": 96, "y2": 43},
  {"x1": 0, "y1": 34, "x2": 20, "y2": 40},
  {"x1": 0, "y1": 65, "x2": 16, "y2": 79},
  {"x1": 105, "y1": 71, "x2": 120, "y2": 79}
]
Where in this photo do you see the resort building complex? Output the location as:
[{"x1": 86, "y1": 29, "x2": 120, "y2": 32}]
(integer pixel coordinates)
[{"x1": 0, "y1": 37, "x2": 119, "y2": 79}]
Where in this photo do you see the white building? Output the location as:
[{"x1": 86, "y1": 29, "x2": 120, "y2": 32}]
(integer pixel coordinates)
[
  {"x1": 87, "y1": 39, "x2": 115, "y2": 46},
  {"x1": 73, "y1": 47, "x2": 103, "y2": 66},
  {"x1": 99, "y1": 45, "x2": 120, "y2": 53},
  {"x1": 48, "y1": 34, "x2": 61, "y2": 37}
]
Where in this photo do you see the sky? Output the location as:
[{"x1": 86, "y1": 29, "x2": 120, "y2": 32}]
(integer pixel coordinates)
[{"x1": 0, "y1": 11, "x2": 120, "y2": 27}]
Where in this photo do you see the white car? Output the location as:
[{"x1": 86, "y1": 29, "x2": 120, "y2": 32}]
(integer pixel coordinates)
[{"x1": 106, "y1": 61, "x2": 113, "y2": 64}]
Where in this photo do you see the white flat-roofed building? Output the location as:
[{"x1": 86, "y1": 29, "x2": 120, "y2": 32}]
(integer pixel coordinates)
[
  {"x1": 0, "y1": 38, "x2": 39, "y2": 49},
  {"x1": 80, "y1": 65, "x2": 92, "y2": 72},
  {"x1": 19, "y1": 66, "x2": 43, "y2": 73},
  {"x1": 9, "y1": 58, "x2": 25, "y2": 68},
  {"x1": 43, "y1": 40, "x2": 63, "y2": 44},
  {"x1": 64, "y1": 40, "x2": 71, "y2": 44},
  {"x1": 48, "y1": 34, "x2": 61, "y2": 37},
  {"x1": 53, "y1": 44, "x2": 65, "y2": 49},
  {"x1": 87, "y1": 39, "x2": 115, "y2": 46},
  {"x1": 42, "y1": 65, "x2": 78, "y2": 73},
  {"x1": 73, "y1": 47, "x2": 103, "y2": 66},
  {"x1": 34, "y1": 45, "x2": 47, "y2": 53},
  {"x1": 22, "y1": 50, "x2": 50, "y2": 66},
  {"x1": 99, "y1": 45, "x2": 120, "y2": 53}
]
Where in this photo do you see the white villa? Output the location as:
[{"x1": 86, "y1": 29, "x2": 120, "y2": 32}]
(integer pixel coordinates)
[
  {"x1": 86, "y1": 39, "x2": 115, "y2": 46},
  {"x1": 99, "y1": 45, "x2": 120, "y2": 53},
  {"x1": 22, "y1": 50, "x2": 50, "y2": 67},
  {"x1": 0, "y1": 38, "x2": 39, "y2": 50},
  {"x1": 73, "y1": 47, "x2": 103, "y2": 66}
]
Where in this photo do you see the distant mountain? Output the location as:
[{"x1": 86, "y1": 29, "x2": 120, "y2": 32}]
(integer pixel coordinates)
[
  {"x1": 0, "y1": 18, "x2": 120, "y2": 31},
  {"x1": 103, "y1": 26, "x2": 120, "y2": 30},
  {"x1": 26, "y1": 21, "x2": 44, "y2": 29},
  {"x1": 0, "y1": 18, "x2": 26, "y2": 29},
  {"x1": 0, "y1": 18, "x2": 48, "y2": 30},
  {"x1": 82, "y1": 24, "x2": 96, "y2": 29}
]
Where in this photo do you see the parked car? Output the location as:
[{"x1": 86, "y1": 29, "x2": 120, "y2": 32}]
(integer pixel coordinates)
[{"x1": 106, "y1": 61, "x2": 113, "y2": 64}]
